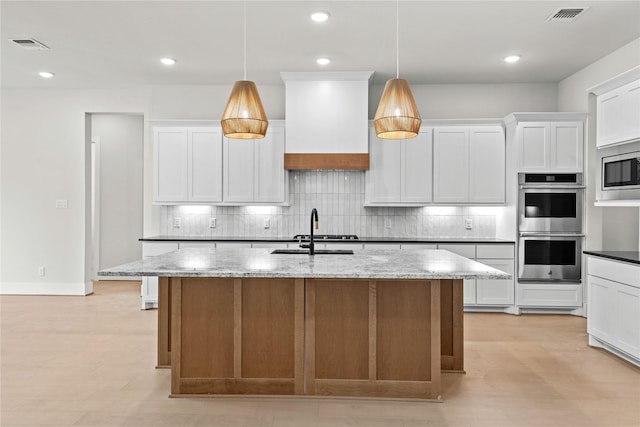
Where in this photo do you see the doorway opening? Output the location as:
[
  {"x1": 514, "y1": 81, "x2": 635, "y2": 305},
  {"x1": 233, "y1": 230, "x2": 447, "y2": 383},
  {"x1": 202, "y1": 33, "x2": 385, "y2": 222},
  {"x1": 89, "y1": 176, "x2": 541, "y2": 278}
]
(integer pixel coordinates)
[{"x1": 88, "y1": 114, "x2": 144, "y2": 282}]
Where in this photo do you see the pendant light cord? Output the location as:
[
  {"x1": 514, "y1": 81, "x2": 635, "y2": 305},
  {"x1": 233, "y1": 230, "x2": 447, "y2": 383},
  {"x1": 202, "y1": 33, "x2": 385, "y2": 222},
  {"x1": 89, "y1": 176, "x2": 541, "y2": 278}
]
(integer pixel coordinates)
[
  {"x1": 243, "y1": 0, "x2": 247, "y2": 81},
  {"x1": 396, "y1": 0, "x2": 399, "y2": 79}
]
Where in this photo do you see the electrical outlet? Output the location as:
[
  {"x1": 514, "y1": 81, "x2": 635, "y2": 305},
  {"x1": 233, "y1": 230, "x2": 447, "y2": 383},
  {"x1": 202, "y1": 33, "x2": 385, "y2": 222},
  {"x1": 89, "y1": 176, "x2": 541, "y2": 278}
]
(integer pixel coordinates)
[
  {"x1": 384, "y1": 218, "x2": 392, "y2": 229},
  {"x1": 264, "y1": 218, "x2": 271, "y2": 229},
  {"x1": 173, "y1": 217, "x2": 182, "y2": 228},
  {"x1": 209, "y1": 217, "x2": 216, "y2": 228},
  {"x1": 465, "y1": 218, "x2": 473, "y2": 230},
  {"x1": 38, "y1": 266, "x2": 45, "y2": 277}
]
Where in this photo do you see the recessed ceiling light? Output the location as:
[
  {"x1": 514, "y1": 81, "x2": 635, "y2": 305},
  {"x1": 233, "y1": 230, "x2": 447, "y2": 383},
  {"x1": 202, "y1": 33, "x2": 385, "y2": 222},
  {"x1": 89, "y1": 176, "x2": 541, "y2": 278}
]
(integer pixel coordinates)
[
  {"x1": 316, "y1": 57, "x2": 331, "y2": 66},
  {"x1": 504, "y1": 55, "x2": 521, "y2": 63},
  {"x1": 38, "y1": 71, "x2": 54, "y2": 78},
  {"x1": 310, "y1": 11, "x2": 330, "y2": 22},
  {"x1": 160, "y1": 57, "x2": 177, "y2": 66}
]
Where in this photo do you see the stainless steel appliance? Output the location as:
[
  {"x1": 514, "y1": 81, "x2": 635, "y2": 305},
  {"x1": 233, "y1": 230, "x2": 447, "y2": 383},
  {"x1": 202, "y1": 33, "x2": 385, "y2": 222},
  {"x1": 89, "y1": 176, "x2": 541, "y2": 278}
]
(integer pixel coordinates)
[
  {"x1": 517, "y1": 173, "x2": 584, "y2": 282},
  {"x1": 518, "y1": 233, "x2": 582, "y2": 282},
  {"x1": 518, "y1": 173, "x2": 584, "y2": 233},
  {"x1": 596, "y1": 140, "x2": 640, "y2": 202}
]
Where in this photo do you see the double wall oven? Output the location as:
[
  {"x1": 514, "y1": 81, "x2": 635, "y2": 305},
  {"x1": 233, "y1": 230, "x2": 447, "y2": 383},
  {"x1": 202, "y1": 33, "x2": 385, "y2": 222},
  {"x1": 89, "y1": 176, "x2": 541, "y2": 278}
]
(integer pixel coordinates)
[{"x1": 518, "y1": 173, "x2": 584, "y2": 283}]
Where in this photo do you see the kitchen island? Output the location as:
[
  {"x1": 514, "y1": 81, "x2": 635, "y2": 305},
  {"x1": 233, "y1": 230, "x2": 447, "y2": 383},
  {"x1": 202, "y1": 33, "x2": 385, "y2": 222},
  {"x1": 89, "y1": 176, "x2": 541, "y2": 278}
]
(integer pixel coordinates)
[{"x1": 99, "y1": 247, "x2": 509, "y2": 400}]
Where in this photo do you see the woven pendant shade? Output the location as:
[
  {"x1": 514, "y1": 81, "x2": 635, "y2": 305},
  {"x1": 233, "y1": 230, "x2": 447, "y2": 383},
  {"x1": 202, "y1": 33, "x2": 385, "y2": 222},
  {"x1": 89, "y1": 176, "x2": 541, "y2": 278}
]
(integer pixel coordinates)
[
  {"x1": 221, "y1": 80, "x2": 268, "y2": 139},
  {"x1": 374, "y1": 78, "x2": 421, "y2": 139}
]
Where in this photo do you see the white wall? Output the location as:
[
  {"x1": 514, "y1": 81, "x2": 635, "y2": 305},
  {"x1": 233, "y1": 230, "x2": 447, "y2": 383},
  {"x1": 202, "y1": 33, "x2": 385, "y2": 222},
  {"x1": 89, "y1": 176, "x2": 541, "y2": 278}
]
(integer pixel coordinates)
[
  {"x1": 0, "y1": 88, "x2": 151, "y2": 295},
  {"x1": 371, "y1": 83, "x2": 558, "y2": 119},
  {"x1": 150, "y1": 82, "x2": 558, "y2": 121},
  {"x1": 558, "y1": 38, "x2": 640, "y2": 251}
]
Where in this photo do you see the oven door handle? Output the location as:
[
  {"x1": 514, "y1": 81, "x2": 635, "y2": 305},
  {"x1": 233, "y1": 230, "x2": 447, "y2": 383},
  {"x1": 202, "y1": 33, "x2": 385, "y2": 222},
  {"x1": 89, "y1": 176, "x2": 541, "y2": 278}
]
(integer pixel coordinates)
[
  {"x1": 519, "y1": 232, "x2": 585, "y2": 238},
  {"x1": 519, "y1": 185, "x2": 586, "y2": 190}
]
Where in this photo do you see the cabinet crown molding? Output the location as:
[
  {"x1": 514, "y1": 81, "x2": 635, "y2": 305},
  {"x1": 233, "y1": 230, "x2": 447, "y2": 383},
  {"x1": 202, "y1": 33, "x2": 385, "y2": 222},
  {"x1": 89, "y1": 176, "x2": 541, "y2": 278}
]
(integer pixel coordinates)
[
  {"x1": 503, "y1": 112, "x2": 587, "y2": 125},
  {"x1": 587, "y1": 66, "x2": 640, "y2": 95}
]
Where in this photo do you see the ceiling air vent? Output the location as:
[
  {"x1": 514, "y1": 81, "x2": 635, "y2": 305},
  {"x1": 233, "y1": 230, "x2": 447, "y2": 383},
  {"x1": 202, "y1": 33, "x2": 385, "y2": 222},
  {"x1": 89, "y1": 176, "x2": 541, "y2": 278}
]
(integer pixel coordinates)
[
  {"x1": 545, "y1": 7, "x2": 589, "y2": 22},
  {"x1": 9, "y1": 38, "x2": 50, "y2": 50}
]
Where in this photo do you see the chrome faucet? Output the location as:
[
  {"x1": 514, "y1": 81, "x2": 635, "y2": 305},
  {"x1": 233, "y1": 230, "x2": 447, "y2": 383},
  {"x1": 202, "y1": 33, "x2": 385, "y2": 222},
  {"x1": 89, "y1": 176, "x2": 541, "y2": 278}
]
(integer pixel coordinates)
[{"x1": 300, "y1": 208, "x2": 319, "y2": 255}]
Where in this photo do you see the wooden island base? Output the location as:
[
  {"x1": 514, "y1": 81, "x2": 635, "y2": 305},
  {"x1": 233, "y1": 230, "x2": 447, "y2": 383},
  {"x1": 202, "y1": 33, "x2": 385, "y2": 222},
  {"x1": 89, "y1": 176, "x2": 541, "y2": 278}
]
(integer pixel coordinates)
[{"x1": 160, "y1": 276, "x2": 463, "y2": 400}]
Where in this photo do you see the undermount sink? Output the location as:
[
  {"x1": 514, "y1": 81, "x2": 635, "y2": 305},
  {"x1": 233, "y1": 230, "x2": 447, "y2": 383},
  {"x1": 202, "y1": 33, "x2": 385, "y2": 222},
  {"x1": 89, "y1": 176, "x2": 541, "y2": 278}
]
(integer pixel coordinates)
[{"x1": 271, "y1": 249, "x2": 354, "y2": 255}]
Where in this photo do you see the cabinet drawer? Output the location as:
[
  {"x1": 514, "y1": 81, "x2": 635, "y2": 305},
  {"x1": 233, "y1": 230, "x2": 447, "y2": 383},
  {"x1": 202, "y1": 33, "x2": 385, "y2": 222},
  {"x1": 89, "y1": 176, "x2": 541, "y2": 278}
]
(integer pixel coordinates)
[
  {"x1": 476, "y1": 244, "x2": 513, "y2": 259},
  {"x1": 588, "y1": 257, "x2": 640, "y2": 288},
  {"x1": 400, "y1": 244, "x2": 437, "y2": 250},
  {"x1": 142, "y1": 242, "x2": 179, "y2": 257},
  {"x1": 437, "y1": 244, "x2": 475, "y2": 259}
]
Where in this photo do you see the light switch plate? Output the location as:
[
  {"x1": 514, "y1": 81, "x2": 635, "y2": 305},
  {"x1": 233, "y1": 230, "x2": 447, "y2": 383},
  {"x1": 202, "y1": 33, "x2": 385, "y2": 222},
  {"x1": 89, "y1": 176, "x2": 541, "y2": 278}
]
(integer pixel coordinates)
[{"x1": 55, "y1": 199, "x2": 68, "y2": 209}]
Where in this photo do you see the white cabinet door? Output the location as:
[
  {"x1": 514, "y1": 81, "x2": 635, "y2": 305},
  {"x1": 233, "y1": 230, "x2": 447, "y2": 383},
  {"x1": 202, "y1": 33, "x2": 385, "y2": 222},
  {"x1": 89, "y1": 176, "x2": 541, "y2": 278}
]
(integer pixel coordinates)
[
  {"x1": 476, "y1": 259, "x2": 514, "y2": 305},
  {"x1": 154, "y1": 127, "x2": 188, "y2": 202},
  {"x1": 188, "y1": 128, "x2": 222, "y2": 202},
  {"x1": 614, "y1": 282, "x2": 640, "y2": 358},
  {"x1": 597, "y1": 79, "x2": 640, "y2": 147},
  {"x1": 588, "y1": 275, "x2": 613, "y2": 343},
  {"x1": 433, "y1": 127, "x2": 469, "y2": 203},
  {"x1": 551, "y1": 122, "x2": 583, "y2": 172},
  {"x1": 469, "y1": 127, "x2": 505, "y2": 203},
  {"x1": 464, "y1": 280, "x2": 477, "y2": 305},
  {"x1": 402, "y1": 129, "x2": 433, "y2": 203},
  {"x1": 255, "y1": 125, "x2": 286, "y2": 203},
  {"x1": 518, "y1": 122, "x2": 549, "y2": 171},
  {"x1": 518, "y1": 121, "x2": 583, "y2": 172},
  {"x1": 224, "y1": 138, "x2": 255, "y2": 202},
  {"x1": 366, "y1": 128, "x2": 403, "y2": 203}
]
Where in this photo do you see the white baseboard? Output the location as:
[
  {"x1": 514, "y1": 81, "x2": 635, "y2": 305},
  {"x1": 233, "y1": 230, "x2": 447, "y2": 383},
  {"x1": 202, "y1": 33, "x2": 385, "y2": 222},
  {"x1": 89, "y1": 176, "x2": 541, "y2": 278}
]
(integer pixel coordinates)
[{"x1": 0, "y1": 281, "x2": 92, "y2": 296}]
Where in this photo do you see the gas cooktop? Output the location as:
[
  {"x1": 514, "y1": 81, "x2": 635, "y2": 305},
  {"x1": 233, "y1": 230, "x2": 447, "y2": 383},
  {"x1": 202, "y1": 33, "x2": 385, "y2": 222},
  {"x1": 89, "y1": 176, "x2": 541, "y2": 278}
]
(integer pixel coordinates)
[{"x1": 293, "y1": 234, "x2": 360, "y2": 241}]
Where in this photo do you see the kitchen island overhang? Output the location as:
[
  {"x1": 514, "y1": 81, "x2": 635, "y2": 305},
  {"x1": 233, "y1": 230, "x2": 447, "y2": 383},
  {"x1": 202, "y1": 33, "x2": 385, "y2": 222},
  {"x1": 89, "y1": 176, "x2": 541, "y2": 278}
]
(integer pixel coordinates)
[{"x1": 99, "y1": 248, "x2": 510, "y2": 400}]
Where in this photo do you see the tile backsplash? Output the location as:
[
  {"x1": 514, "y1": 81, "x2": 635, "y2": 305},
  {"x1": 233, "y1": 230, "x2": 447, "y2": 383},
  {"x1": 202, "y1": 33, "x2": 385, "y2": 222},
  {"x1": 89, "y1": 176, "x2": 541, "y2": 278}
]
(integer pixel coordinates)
[{"x1": 160, "y1": 170, "x2": 498, "y2": 238}]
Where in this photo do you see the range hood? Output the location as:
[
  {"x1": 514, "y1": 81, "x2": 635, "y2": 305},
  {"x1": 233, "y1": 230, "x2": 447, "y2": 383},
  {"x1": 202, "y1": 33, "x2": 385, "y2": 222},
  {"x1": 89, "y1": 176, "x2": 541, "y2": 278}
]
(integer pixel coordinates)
[{"x1": 281, "y1": 71, "x2": 374, "y2": 170}]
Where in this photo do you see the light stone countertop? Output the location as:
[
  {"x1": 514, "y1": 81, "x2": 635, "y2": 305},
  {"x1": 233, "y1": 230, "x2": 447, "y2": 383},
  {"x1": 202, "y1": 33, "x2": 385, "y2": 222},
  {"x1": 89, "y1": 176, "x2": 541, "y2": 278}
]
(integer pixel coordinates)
[{"x1": 98, "y1": 248, "x2": 511, "y2": 280}]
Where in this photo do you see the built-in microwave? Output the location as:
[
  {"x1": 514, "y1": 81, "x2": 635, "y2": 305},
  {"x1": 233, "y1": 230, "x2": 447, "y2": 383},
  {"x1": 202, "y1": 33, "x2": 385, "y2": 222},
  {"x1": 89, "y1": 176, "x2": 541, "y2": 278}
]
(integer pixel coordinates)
[{"x1": 597, "y1": 141, "x2": 640, "y2": 202}]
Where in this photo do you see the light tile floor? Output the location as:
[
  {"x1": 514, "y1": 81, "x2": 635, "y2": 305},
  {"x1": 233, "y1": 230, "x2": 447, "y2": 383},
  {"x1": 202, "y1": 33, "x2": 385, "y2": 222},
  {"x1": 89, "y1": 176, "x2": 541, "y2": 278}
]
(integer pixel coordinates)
[{"x1": 1, "y1": 281, "x2": 639, "y2": 426}]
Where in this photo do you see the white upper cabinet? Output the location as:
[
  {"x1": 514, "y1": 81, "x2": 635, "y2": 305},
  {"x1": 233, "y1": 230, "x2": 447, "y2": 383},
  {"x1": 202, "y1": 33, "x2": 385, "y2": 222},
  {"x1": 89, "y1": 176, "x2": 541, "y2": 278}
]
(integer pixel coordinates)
[
  {"x1": 153, "y1": 127, "x2": 222, "y2": 203},
  {"x1": 512, "y1": 116, "x2": 585, "y2": 172},
  {"x1": 589, "y1": 67, "x2": 640, "y2": 148},
  {"x1": 469, "y1": 127, "x2": 506, "y2": 203},
  {"x1": 433, "y1": 127, "x2": 469, "y2": 203},
  {"x1": 433, "y1": 125, "x2": 505, "y2": 204},
  {"x1": 365, "y1": 126, "x2": 432, "y2": 205},
  {"x1": 154, "y1": 127, "x2": 188, "y2": 203},
  {"x1": 224, "y1": 121, "x2": 286, "y2": 204},
  {"x1": 188, "y1": 128, "x2": 223, "y2": 202}
]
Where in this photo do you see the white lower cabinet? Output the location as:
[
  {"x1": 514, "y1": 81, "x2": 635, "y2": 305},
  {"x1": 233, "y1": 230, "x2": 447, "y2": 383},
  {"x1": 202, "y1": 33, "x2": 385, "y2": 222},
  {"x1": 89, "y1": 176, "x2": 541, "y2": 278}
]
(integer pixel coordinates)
[
  {"x1": 587, "y1": 256, "x2": 640, "y2": 366},
  {"x1": 422, "y1": 243, "x2": 515, "y2": 311},
  {"x1": 141, "y1": 242, "x2": 179, "y2": 309}
]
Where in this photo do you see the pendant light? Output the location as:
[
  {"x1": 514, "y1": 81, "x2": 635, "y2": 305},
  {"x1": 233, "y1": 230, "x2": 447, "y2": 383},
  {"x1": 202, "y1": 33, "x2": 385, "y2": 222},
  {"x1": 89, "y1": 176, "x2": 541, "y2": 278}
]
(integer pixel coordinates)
[
  {"x1": 373, "y1": 0, "x2": 421, "y2": 139},
  {"x1": 221, "y1": 0, "x2": 268, "y2": 139}
]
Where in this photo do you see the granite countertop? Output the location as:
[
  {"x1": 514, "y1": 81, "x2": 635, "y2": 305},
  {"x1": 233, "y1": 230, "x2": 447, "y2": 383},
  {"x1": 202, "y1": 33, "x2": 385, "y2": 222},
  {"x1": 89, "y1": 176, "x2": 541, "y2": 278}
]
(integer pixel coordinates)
[
  {"x1": 583, "y1": 251, "x2": 640, "y2": 265},
  {"x1": 99, "y1": 247, "x2": 512, "y2": 280},
  {"x1": 140, "y1": 235, "x2": 515, "y2": 244}
]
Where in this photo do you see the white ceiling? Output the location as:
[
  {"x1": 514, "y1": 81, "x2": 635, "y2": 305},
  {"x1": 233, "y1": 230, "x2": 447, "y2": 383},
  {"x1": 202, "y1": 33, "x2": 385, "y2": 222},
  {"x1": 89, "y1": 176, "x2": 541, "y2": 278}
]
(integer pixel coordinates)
[{"x1": 2, "y1": 1, "x2": 639, "y2": 89}]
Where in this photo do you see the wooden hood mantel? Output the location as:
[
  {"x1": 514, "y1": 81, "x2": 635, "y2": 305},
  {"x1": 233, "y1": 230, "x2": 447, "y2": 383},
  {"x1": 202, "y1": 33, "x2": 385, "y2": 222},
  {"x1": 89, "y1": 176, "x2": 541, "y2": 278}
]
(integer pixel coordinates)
[{"x1": 284, "y1": 153, "x2": 370, "y2": 170}]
